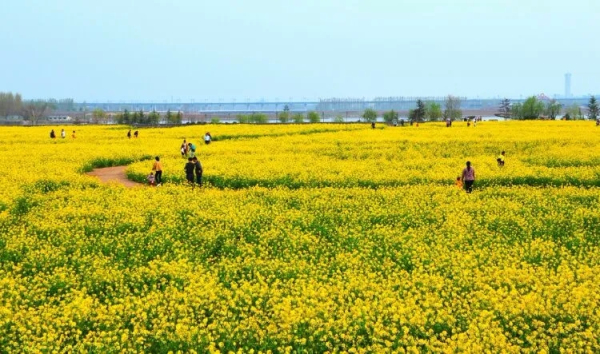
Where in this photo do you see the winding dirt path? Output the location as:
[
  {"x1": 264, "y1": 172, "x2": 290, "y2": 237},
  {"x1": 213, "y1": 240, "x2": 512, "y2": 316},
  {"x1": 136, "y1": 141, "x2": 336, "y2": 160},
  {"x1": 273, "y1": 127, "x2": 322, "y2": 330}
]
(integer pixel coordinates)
[{"x1": 87, "y1": 166, "x2": 143, "y2": 188}]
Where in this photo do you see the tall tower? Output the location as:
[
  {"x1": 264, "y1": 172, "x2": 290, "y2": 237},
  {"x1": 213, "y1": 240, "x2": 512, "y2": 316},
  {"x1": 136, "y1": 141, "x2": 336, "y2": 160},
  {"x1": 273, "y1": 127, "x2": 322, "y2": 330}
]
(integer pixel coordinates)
[{"x1": 565, "y1": 73, "x2": 572, "y2": 98}]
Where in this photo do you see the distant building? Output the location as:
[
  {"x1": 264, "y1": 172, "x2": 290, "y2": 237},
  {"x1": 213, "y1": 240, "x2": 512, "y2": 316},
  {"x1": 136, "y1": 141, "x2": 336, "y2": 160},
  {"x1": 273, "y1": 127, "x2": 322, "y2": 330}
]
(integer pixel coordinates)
[
  {"x1": 565, "y1": 73, "x2": 572, "y2": 98},
  {"x1": 47, "y1": 115, "x2": 72, "y2": 121}
]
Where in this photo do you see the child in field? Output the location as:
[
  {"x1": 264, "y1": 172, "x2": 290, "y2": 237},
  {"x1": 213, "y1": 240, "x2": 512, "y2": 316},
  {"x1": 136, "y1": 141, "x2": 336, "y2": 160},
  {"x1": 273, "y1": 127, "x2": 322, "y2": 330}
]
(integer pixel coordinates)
[
  {"x1": 147, "y1": 172, "x2": 156, "y2": 186},
  {"x1": 455, "y1": 176, "x2": 463, "y2": 189},
  {"x1": 497, "y1": 151, "x2": 506, "y2": 167},
  {"x1": 181, "y1": 139, "x2": 187, "y2": 157}
]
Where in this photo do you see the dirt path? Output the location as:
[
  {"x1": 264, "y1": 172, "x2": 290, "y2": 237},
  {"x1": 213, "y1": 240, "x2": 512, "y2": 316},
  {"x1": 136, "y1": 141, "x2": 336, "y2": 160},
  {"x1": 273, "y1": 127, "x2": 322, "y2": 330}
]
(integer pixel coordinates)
[{"x1": 87, "y1": 166, "x2": 143, "y2": 188}]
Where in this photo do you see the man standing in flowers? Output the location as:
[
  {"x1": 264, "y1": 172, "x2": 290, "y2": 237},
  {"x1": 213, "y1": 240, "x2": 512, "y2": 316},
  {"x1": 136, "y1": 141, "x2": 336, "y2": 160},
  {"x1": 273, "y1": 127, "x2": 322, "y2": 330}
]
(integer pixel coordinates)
[
  {"x1": 184, "y1": 157, "x2": 195, "y2": 187},
  {"x1": 193, "y1": 156, "x2": 203, "y2": 187}
]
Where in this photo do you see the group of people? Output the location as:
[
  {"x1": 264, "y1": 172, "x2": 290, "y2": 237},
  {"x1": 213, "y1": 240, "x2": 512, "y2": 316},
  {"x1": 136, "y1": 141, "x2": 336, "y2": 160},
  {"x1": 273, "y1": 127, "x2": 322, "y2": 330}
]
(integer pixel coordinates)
[
  {"x1": 180, "y1": 133, "x2": 212, "y2": 157},
  {"x1": 147, "y1": 156, "x2": 163, "y2": 186},
  {"x1": 147, "y1": 132, "x2": 212, "y2": 187},
  {"x1": 184, "y1": 156, "x2": 203, "y2": 187},
  {"x1": 50, "y1": 129, "x2": 75, "y2": 139},
  {"x1": 455, "y1": 151, "x2": 506, "y2": 193},
  {"x1": 127, "y1": 130, "x2": 139, "y2": 139},
  {"x1": 147, "y1": 154, "x2": 203, "y2": 188}
]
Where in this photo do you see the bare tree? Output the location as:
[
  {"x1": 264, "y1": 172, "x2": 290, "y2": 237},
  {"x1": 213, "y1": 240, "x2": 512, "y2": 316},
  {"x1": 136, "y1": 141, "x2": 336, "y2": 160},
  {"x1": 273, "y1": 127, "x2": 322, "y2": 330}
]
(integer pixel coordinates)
[
  {"x1": 497, "y1": 98, "x2": 511, "y2": 119},
  {"x1": 22, "y1": 100, "x2": 49, "y2": 125},
  {"x1": 0, "y1": 92, "x2": 23, "y2": 119},
  {"x1": 444, "y1": 95, "x2": 462, "y2": 121},
  {"x1": 92, "y1": 108, "x2": 106, "y2": 124}
]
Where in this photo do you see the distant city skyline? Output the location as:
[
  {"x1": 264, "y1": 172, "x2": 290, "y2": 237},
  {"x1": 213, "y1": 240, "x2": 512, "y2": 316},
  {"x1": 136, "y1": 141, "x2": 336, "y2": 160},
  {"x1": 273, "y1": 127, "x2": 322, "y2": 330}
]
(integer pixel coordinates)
[{"x1": 1, "y1": 0, "x2": 599, "y2": 101}]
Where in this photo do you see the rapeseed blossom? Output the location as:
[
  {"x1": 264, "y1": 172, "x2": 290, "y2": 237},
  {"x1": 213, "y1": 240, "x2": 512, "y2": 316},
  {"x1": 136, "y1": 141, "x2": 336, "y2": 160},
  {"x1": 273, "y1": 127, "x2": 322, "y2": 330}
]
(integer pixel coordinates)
[{"x1": 0, "y1": 122, "x2": 599, "y2": 352}]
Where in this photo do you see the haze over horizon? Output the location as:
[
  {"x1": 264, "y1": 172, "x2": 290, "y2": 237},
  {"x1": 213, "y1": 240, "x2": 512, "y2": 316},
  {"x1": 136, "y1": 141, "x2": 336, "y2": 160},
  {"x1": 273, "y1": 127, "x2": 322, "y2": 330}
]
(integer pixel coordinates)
[{"x1": 1, "y1": 0, "x2": 599, "y2": 102}]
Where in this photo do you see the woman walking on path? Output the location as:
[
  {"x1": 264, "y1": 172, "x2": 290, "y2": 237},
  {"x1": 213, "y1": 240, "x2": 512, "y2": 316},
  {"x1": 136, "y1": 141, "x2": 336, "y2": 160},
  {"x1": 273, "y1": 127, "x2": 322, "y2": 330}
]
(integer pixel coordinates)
[
  {"x1": 461, "y1": 161, "x2": 476, "y2": 193},
  {"x1": 152, "y1": 156, "x2": 163, "y2": 186}
]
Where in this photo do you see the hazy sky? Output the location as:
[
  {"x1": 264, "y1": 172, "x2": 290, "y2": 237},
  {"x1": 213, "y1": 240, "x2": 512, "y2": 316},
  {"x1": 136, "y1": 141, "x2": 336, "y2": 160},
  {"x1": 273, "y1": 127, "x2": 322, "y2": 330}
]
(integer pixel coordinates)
[{"x1": 1, "y1": 0, "x2": 599, "y2": 101}]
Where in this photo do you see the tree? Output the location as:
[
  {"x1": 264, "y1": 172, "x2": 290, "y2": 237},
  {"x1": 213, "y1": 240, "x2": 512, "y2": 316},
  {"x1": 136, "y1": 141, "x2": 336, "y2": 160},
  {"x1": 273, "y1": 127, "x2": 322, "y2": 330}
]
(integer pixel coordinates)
[
  {"x1": 22, "y1": 100, "x2": 49, "y2": 124},
  {"x1": 498, "y1": 98, "x2": 511, "y2": 119},
  {"x1": 237, "y1": 114, "x2": 250, "y2": 123},
  {"x1": 138, "y1": 109, "x2": 145, "y2": 124},
  {"x1": 545, "y1": 100, "x2": 562, "y2": 120},
  {"x1": 564, "y1": 104, "x2": 584, "y2": 120},
  {"x1": 308, "y1": 111, "x2": 321, "y2": 123},
  {"x1": 511, "y1": 103, "x2": 522, "y2": 120},
  {"x1": 175, "y1": 111, "x2": 183, "y2": 124},
  {"x1": 588, "y1": 96, "x2": 599, "y2": 120},
  {"x1": 278, "y1": 110, "x2": 290, "y2": 123},
  {"x1": 333, "y1": 115, "x2": 345, "y2": 123},
  {"x1": 92, "y1": 108, "x2": 106, "y2": 124},
  {"x1": 166, "y1": 109, "x2": 174, "y2": 124},
  {"x1": 123, "y1": 109, "x2": 131, "y2": 124},
  {"x1": 0, "y1": 92, "x2": 23, "y2": 118},
  {"x1": 444, "y1": 95, "x2": 462, "y2": 121},
  {"x1": 250, "y1": 113, "x2": 268, "y2": 123},
  {"x1": 292, "y1": 113, "x2": 304, "y2": 123},
  {"x1": 148, "y1": 110, "x2": 160, "y2": 125},
  {"x1": 425, "y1": 102, "x2": 442, "y2": 121},
  {"x1": 413, "y1": 100, "x2": 426, "y2": 122},
  {"x1": 516, "y1": 96, "x2": 545, "y2": 119},
  {"x1": 362, "y1": 108, "x2": 377, "y2": 123},
  {"x1": 383, "y1": 110, "x2": 399, "y2": 124},
  {"x1": 283, "y1": 104, "x2": 290, "y2": 113}
]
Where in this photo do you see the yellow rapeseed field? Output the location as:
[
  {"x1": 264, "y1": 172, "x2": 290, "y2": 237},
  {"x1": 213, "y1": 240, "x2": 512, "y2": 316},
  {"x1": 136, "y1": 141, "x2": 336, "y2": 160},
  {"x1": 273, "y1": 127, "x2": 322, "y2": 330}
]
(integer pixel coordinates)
[{"x1": 1, "y1": 121, "x2": 600, "y2": 353}]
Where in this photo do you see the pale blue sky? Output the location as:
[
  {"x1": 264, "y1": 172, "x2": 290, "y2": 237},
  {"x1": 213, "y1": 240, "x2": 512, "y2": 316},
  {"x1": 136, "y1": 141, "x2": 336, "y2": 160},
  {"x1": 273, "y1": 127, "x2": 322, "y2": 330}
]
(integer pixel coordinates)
[{"x1": 1, "y1": 0, "x2": 598, "y2": 101}]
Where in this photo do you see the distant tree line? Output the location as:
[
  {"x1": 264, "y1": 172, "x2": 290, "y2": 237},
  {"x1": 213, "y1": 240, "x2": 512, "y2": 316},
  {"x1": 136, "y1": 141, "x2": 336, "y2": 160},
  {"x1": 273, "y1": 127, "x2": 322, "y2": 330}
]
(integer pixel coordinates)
[
  {"x1": 498, "y1": 96, "x2": 599, "y2": 120},
  {"x1": 112, "y1": 109, "x2": 183, "y2": 125},
  {"x1": 0, "y1": 91, "x2": 76, "y2": 124}
]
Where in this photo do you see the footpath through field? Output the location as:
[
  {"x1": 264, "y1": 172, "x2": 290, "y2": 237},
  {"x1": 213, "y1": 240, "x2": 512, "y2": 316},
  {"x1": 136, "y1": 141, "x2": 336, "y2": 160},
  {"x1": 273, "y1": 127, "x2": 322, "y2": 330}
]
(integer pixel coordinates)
[{"x1": 87, "y1": 166, "x2": 142, "y2": 188}]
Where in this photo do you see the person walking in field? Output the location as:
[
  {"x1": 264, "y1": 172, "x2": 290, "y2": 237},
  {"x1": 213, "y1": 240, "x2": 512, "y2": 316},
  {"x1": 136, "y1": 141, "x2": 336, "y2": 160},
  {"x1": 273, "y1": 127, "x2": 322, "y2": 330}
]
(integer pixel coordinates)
[
  {"x1": 181, "y1": 139, "x2": 188, "y2": 157},
  {"x1": 72, "y1": 130, "x2": 76, "y2": 139},
  {"x1": 184, "y1": 157, "x2": 195, "y2": 187},
  {"x1": 134, "y1": 130, "x2": 139, "y2": 138},
  {"x1": 61, "y1": 129, "x2": 66, "y2": 139},
  {"x1": 461, "y1": 161, "x2": 476, "y2": 193},
  {"x1": 187, "y1": 143, "x2": 196, "y2": 158},
  {"x1": 152, "y1": 156, "x2": 163, "y2": 186},
  {"x1": 371, "y1": 122, "x2": 376, "y2": 129},
  {"x1": 193, "y1": 156, "x2": 203, "y2": 186},
  {"x1": 497, "y1": 151, "x2": 506, "y2": 167},
  {"x1": 50, "y1": 129, "x2": 56, "y2": 139},
  {"x1": 127, "y1": 130, "x2": 131, "y2": 139},
  {"x1": 204, "y1": 132, "x2": 212, "y2": 145}
]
